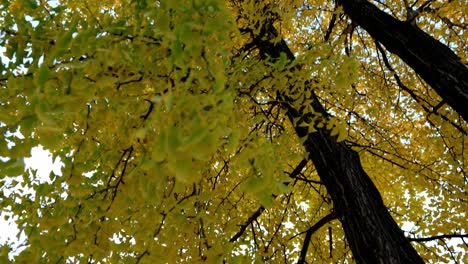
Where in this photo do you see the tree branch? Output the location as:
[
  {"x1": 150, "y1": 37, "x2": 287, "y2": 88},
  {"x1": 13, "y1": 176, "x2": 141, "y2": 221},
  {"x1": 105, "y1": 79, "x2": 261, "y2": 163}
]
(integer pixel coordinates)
[
  {"x1": 229, "y1": 206, "x2": 265, "y2": 242},
  {"x1": 408, "y1": 233, "x2": 468, "y2": 242},
  {"x1": 229, "y1": 158, "x2": 310, "y2": 243},
  {"x1": 297, "y1": 211, "x2": 338, "y2": 264}
]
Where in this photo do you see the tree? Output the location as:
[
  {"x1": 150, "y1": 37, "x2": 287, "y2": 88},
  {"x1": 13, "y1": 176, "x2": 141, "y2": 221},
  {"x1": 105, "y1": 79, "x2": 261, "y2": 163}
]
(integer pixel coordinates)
[
  {"x1": 338, "y1": 0, "x2": 468, "y2": 122},
  {"x1": 252, "y1": 21, "x2": 423, "y2": 263},
  {"x1": 0, "y1": 0, "x2": 466, "y2": 263}
]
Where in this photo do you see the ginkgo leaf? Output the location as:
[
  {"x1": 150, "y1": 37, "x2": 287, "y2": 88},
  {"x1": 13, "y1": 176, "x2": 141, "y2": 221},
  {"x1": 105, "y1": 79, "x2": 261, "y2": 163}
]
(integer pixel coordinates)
[
  {"x1": 240, "y1": 176, "x2": 265, "y2": 194},
  {"x1": 171, "y1": 161, "x2": 193, "y2": 184},
  {"x1": 256, "y1": 192, "x2": 275, "y2": 208},
  {"x1": 0, "y1": 158, "x2": 25, "y2": 177},
  {"x1": 336, "y1": 130, "x2": 347, "y2": 142},
  {"x1": 330, "y1": 124, "x2": 340, "y2": 137},
  {"x1": 0, "y1": 1, "x2": 466, "y2": 263},
  {"x1": 35, "y1": 65, "x2": 49, "y2": 89}
]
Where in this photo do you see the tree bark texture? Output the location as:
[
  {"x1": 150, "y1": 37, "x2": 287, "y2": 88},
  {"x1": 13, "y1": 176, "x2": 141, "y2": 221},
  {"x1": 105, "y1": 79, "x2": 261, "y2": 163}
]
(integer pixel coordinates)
[
  {"x1": 285, "y1": 96, "x2": 424, "y2": 264},
  {"x1": 253, "y1": 22, "x2": 424, "y2": 263},
  {"x1": 338, "y1": 0, "x2": 468, "y2": 121}
]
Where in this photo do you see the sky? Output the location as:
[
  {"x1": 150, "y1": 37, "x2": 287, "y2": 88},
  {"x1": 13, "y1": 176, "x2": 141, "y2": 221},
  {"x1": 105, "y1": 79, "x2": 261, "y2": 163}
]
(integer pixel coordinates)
[{"x1": 0, "y1": 146, "x2": 63, "y2": 257}]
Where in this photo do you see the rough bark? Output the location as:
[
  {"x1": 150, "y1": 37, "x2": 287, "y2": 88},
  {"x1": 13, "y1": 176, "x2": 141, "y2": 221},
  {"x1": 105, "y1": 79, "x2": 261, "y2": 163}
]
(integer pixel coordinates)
[
  {"x1": 285, "y1": 95, "x2": 424, "y2": 263},
  {"x1": 338, "y1": 0, "x2": 468, "y2": 121},
  {"x1": 253, "y1": 23, "x2": 424, "y2": 263}
]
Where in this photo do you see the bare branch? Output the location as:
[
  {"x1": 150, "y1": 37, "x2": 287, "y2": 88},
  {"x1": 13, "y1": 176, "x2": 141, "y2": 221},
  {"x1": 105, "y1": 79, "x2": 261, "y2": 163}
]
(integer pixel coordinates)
[
  {"x1": 229, "y1": 206, "x2": 265, "y2": 242},
  {"x1": 297, "y1": 211, "x2": 338, "y2": 264},
  {"x1": 408, "y1": 233, "x2": 468, "y2": 242}
]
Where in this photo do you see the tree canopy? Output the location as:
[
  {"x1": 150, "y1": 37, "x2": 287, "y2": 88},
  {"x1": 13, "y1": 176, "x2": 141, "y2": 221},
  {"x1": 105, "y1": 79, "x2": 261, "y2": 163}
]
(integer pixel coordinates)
[{"x1": 0, "y1": 0, "x2": 467, "y2": 263}]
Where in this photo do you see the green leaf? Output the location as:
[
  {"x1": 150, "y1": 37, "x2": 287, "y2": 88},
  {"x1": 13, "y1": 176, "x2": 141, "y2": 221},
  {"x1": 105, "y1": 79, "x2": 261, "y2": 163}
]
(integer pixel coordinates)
[
  {"x1": 257, "y1": 192, "x2": 275, "y2": 208},
  {"x1": 181, "y1": 127, "x2": 208, "y2": 148},
  {"x1": 36, "y1": 65, "x2": 49, "y2": 89},
  {"x1": 0, "y1": 158, "x2": 25, "y2": 177},
  {"x1": 240, "y1": 177, "x2": 264, "y2": 193},
  {"x1": 24, "y1": 0, "x2": 38, "y2": 9},
  {"x1": 274, "y1": 180, "x2": 291, "y2": 194},
  {"x1": 191, "y1": 132, "x2": 217, "y2": 161},
  {"x1": 170, "y1": 158, "x2": 193, "y2": 184}
]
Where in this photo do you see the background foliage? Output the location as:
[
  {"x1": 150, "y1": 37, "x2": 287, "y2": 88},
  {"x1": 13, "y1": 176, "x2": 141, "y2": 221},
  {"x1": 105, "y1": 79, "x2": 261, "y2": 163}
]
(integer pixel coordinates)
[{"x1": 0, "y1": 0, "x2": 466, "y2": 263}]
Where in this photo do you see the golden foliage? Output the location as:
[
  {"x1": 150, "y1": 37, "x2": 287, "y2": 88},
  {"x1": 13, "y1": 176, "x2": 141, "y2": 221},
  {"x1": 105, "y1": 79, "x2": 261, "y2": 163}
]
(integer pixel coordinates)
[{"x1": 0, "y1": 0, "x2": 466, "y2": 262}]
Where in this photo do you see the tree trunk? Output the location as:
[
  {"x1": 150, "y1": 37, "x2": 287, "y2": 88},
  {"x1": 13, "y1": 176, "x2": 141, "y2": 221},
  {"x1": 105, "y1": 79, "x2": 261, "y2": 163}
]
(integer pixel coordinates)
[
  {"x1": 253, "y1": 22, "x2": 424, "y2": 263},
  {"x1": 285, "y1": 95, "x2": 424, "y2": 263},
  {"x1": 338, "y1": 0, "x2": 468, "y2": 121}
]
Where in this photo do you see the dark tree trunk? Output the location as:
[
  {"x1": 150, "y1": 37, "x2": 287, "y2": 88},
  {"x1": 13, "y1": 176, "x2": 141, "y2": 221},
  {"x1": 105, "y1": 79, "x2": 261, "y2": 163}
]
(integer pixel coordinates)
[
  {"x1": 252, "y1": 22, "x2": 424, "y2": 263},
  {"x1": 338, "y1": 0, "x2": 468, "y2": 121},
  {"x1": 284, "y1": 95, "x2": 424, "y2": 264}
]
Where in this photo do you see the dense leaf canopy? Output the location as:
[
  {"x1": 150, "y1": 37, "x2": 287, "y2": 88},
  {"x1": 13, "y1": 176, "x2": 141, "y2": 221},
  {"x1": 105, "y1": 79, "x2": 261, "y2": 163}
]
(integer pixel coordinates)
[{"x1": 0, "y1": 0, "x2": 467, "y2": 263}]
